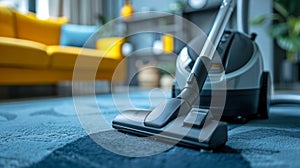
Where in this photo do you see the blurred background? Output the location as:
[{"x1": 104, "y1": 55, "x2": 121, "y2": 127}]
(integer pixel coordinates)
[{"x1": 0, "y1": 0, "x2": 299, "y2": 99}]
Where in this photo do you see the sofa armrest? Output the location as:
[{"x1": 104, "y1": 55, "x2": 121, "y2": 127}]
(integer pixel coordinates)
[{"x1": 96, "y1": 37, "x2": 125, "y2": 60}]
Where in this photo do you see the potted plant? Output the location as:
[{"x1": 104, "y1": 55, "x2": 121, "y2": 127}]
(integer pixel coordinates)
[
  {"x1": 251, "y1": 0, "x2": 300, "y2": 82},
  {"x1": 252, "y1": 0, "x2": 300, "y2": 61}
]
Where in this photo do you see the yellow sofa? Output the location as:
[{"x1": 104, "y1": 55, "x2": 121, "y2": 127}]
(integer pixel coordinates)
[{"x1": 0, "y1": 5, "x2": 126, "y2": 85}]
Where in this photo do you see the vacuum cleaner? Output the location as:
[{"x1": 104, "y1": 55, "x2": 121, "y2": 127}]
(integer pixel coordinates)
[
  {"x1": 112, "y1": 0, "x2": 271, "y2": 149},
  {"x1": 173, "y1": 0, "x2": 271, "y2": 122}
]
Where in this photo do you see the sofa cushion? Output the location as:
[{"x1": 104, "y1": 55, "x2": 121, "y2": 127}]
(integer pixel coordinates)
[
  {"x1": 47, "y1": 46, "x2": 121, "y2": 70},
  {"x1": 60, "y1": 24, "x2": 98, "y2": 48},
  {"x1": 15, "y1": 11, "x2": 67, "y2": 45},
  {"x1": 0, "y1": 5, "x2": 16, "y2": 38},
  {"x1": 0, "y1": 37, "x2": 50, "y2": 68}
]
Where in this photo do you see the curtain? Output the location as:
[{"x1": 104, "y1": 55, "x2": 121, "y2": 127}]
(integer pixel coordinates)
[{"x1": 49, "y1": 0, "x2": 103, "y2": 25}]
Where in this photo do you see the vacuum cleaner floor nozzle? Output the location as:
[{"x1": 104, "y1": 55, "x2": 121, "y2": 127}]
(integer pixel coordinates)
[{"x1": 112, "y1": 110, "x2": 228, "y2": 150}]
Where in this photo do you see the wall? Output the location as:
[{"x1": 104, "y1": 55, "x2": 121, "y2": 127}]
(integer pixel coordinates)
[{"x1": 249, "y1": 0, "x2": 274, "y2": 81}]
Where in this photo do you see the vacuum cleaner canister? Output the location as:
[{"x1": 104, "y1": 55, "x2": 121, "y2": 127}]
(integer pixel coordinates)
[{"x1": 174, "y1": 30, "x2": 271, "y2": 122}]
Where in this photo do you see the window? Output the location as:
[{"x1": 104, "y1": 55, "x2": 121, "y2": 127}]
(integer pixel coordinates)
[
  {"x1": 0, "y1": 0, "x2": 49, "y2": 19},
  {"x1": 0, "y1": 0, "x2": 28, "y2": 13},
  {"x1": 36, "y1": 0, "x2": 49, "y2": 19}
]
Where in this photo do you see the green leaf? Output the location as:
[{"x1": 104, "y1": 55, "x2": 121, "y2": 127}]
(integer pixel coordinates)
[
  {"x1": 295, "y1": 20, "x2": 300, "y2": 34},
  {"x1": 250, "y1": 15, "x2": 267, "y2": 26},
  {"x1": 288, "y1": 17, "x2": 300, "y2": 34},
  {"x1": 269, "y1": 23, "x2": 289, "y2": 37},
  {"x1": 277, "y1": 36, "x2": 300, "y2": 52},
  {"x1": 274, "y1": 1, "x2": 289, "y2": 18}
]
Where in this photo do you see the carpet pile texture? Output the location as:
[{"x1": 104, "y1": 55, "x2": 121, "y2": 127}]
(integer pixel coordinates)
[{"x1": 0, "y1": 91, "x2": 299, "y2": 168}]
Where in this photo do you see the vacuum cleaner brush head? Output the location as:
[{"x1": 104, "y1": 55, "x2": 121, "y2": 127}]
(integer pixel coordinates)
[{"x1": 112, "y1": 109, "x2": 228, "y2": 150}]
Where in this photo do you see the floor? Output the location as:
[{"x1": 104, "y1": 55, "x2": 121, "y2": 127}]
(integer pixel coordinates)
[{"x1": 0, "y1": 88, "x2": 299, "y2": 168}]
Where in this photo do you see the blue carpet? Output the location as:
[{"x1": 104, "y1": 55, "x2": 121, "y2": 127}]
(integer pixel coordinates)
[{"x1": 0, "y1": 90, "x2": 300, "y2": 168}]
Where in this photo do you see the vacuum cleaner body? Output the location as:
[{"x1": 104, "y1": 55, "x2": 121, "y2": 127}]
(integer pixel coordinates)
[{"x1": 174, "y1": 30, "x2": 270, "y2": 121}]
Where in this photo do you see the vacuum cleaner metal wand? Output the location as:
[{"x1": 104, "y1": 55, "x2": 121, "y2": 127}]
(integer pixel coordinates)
[
  {"x1": 200, "y1": 0, "x2": 235, "y2": 60},
  {"x1": 179, "y1": 0, "x2": 235, "y2": 106}
]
